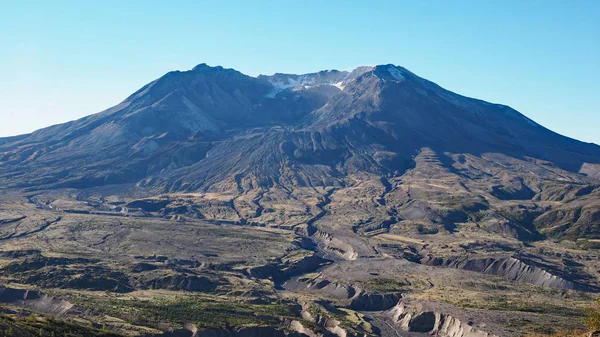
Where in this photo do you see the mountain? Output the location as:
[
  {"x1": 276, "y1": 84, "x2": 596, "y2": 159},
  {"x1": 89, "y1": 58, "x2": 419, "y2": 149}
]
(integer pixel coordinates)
[
  {"x1": 2, "y1": 62, "x2": 600, "y2": 242},
  {"x1": 2, "y1": 63, "x2": 600, "y2": 336},
  {"x1": 1, "y1": 64, "x2": 599, "y2": 192}
]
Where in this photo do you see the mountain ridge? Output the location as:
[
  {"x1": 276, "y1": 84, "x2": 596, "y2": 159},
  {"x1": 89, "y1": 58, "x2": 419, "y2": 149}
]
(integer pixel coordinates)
[
  {"x1": 0, "y1": 63, "x2": 599, "y2": 193},
  {"x1": 1, "y1": 62, "x2": 596, "y2": 144}
]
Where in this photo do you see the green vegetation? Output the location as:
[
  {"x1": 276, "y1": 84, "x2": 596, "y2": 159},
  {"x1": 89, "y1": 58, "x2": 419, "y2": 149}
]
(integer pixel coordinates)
[
  {"x1": 303, "y1": 303, "x2": 375, "y2": 336},
  {"x1": 281, "y1": 249, "x2": 313, "y2": 264},
  {"x1": 0, "y1": 313, "x2": 122, "y2": 337},
  {"x1": 577, "y1": 239, "x2": 600, "y2": 250},
  {"x1": 358, "y1": 278, "x2": 411, "y2": 292},
  {"x1": 586, "y1": 297, "x2": 600, "y2": 330},
  {"x1": 416, "y1": 223, "x2": 439, "y2": 235},
  {"x1": 516, "y1": 296, "x2": 600, "y2": 337},
  {"x1": 458, "y1": 296, "x2": 584, "y2": 317},
  {"x1": 70, "y1": 294, "x2": 299, "y2": 330},
  {"x1": 358, "y1": 277, "x2": 431, "y2": 292}
]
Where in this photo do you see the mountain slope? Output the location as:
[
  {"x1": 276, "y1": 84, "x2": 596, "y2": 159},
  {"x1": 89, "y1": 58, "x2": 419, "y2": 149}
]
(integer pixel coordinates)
[
  {"x1": 0, "y1": 65, "x2": 325, "y2": 189},
  {"x1": 1, "y1": 63, "x2": 598, "y2": 193},
  {"x1": 140, "y1": 64, "x2": 600, "y2": 193}
]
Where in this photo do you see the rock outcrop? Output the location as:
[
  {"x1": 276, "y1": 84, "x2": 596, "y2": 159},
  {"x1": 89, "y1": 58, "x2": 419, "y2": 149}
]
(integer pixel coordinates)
[
  {"x1": 247, "y1": 253, "x2": 331, "y2": 286},
  {"x1": 0, "y1": 286, "x2": 74, "y2": 316},
  {"x1": 386, "y1": 302, "x2": 497, "y2": 337},
  {"x1": 349, "y1": 292, "x2": 403, "y2": 311},
  {"x1": 288, "y1": 274, "x2": 359, "y2": 300},
  {"x1": 312, "y1": 230, "x2": 358, "y2": 261},
  {"x1": 421, "y1": 255, "x2": 596, "y2": 291}
]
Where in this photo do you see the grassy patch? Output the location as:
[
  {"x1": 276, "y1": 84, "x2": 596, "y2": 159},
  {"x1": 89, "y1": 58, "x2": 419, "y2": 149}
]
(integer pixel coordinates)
[
  {"x1": 70, "y1": 294, "x2": 299, "y2": 330},
  {"x1": 0, "y1": 312, "x2": 122, "y2": 337},
  {"x1": 358, "y1": 278, "x2": 411, "y2": 292},
  {"x1": 458, "y1": 296, "x2": 585, "y2": 317},
  {"x1": 358, "y1": 277, "x2": 430, "y2": 292}
]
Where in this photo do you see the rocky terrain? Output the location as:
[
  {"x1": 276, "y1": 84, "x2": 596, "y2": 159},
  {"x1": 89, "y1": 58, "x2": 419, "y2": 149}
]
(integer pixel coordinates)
[{"x1": 0, "y1": 63, "x2": 599, "y2": 336}]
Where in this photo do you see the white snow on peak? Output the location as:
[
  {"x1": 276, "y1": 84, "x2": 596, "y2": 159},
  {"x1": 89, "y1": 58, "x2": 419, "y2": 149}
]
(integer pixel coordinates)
[
  {"x1": 264, "y1": 75, "x2": 306, "y2": 97},
  {"x1": 387, "y1": 66, "x2": 405, "y2": 81},
  {"x1": 265, "y1": 72, "x2": 350, "y2": 97},
  {"x1": 268, "y1": 75, "x2": 309, "y2": 91},
  {"x1": 333, "y1": 81, "x2": 345, "y2": 90}
]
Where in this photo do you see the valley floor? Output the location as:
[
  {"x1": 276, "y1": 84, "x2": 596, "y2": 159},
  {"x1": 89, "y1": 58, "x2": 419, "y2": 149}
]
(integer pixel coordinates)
[{"x1": 0, "y1": 172, "x2": 598, "y2": 337}]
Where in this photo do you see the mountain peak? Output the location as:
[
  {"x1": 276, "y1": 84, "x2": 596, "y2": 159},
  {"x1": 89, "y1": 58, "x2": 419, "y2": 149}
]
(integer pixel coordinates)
[
  {"x1": 190, "y1": 63, "x2": 407, "y2": 80},
  {"x1": 191, "y1": 63, "x2": 222, "y2": 71},
  {"x1": 373, "y1": 64, "x2": 407, "y2": 82}
]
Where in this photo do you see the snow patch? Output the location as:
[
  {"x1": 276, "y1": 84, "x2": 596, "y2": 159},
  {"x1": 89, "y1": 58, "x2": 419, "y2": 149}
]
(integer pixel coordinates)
[
  {"x1": 264, "y1": 71, "x2": 352, "y2": 97},
  {"x1": 269, "y1": 75, "x2": 311, "y2": 91},
  {"x1": 265, "y1": 75, "x2": 305, "y2": 97},
  {"x1": 333, "y1": 81, "x2": 345, "y2": 90},
  {"x1": 387, "y1": 66, "x2": 405, "y2": 81}
]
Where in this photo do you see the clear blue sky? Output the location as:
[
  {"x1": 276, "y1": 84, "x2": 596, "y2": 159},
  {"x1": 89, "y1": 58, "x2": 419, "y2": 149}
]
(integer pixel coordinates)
[{"x1": 1, "y1": 1, "x2": 598, "y2": 143}]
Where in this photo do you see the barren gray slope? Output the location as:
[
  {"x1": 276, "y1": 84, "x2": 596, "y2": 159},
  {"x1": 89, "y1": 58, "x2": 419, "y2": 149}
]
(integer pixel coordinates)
[{"x1": 1, "y1": 63, "x2": 599, "y2": 193}]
